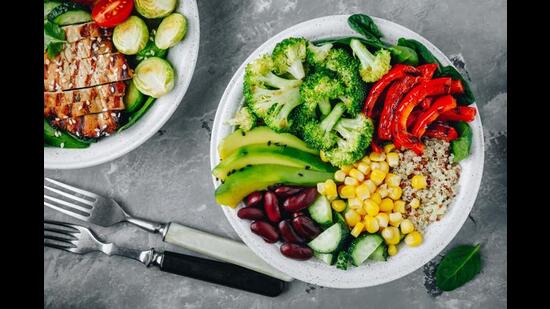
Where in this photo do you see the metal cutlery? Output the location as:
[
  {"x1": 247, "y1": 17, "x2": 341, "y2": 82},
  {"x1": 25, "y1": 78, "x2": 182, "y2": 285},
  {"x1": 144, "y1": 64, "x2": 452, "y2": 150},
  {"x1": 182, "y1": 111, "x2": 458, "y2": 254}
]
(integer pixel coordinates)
[
  {"x1": 43, "y1": 177, "x2": 293, "y2": 282},
  {"x1": 43, "y1": 220, "x2": 285, "y2": 297}
]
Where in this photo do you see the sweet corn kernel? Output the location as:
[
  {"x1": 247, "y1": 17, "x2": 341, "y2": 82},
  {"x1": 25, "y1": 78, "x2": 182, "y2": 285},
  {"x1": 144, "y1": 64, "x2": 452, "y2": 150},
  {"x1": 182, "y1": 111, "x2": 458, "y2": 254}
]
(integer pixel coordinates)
[
  {"x1": 376, "y1": 184, "x2": 389, "y2": 198},
  {"x1": 379, "y1": 198, "x2": 394, "y2": 212},
  {"x1": 411, "y1": 174, "x2": 428, "y2": 190},
  {"x1": 409, "y1": 198, "x2": 420, "y2": 209},
  {"x1": 381, "y1": 226, "x2": 395, "y2": 241},
  {"x1": 388, "y1": 186, "x2": 403, "y2": 200},
  {"x1": 388, "y1": 244, "x2": 398, "y2": 256},
  {"x1": 348, "y1": 198, "x2": 362, "y2": 209},
  {"x1": 384, "y1": 227, "x2": 401, "y2": 245},
  {"x1": 355, "y1": 183, "x2": 371, "y2": 200},
  {"x1": 371, "y1": 192, "x2": 382, "y2": 204},
  {"x1": 357, "y1": 162, "x2": 370, "y2": 175},
  {"x1": 384, "y1": 143, "x2": 396, "y2": 153},
  {"x1": 320, "y1": 150, "x2": 329, "y2": 162},
  {"x1": 404, "y1": 231, "x2": 423, "y2": 247},
  {"x1": 389, "y1": 212, "x2": 403, "y2": 227},
  {"x1": 326, "y1": 194, "x2": 338, "y2": 201},
  {"x1": 339, "y1": 185, "x2": 356, "y2": 199},
  {"x1": 349, "y1": 169, "x2": 365, "y2": 182},
  {"x1": 386, "y1": 152, "x2": 400, "y2": 167},
  {"x1": 379, "y1": 161, "x2": 390, "y2": 173},
  {"x1": 375, "y1": 213, "x2": 389, "y2": 228},
  {"x1": 400, "y1": 219, "x2": 415, "y2": 234},
  {"x1": 369, "y1": 151, "x2": 386, "y2": 162},
  {"x1": 334, "y1": 170, "x2": 346, "y2": 182},
  {"x1": 331, "y1": 200, "x2": 347, "y2": 212},
  {"x1": 317, "y1": 182, "x2": 326, "y2": 195},
  {"x1": 364, "y1": 180, "x2": 377, "y2": 194},
  {"x1": 370, "y1": 169, "x2": 386, "y2": 185},
  {"x1": 324, "y1": 179, "x2": 337, "y2": 197},
  {"x1": 393, "y1": 200, "x2": 406, "y2": 213},
  {"x1": 356, "y1": 206, "x2": 367, "y2": 216},
  {"x1": 345, "y1": 209, "x2": 361, "y2": 227},
  {"x1": 370, "y1": 162, "x2": 381, "y2": 171},
  {"x1": 351, "y1": 222, "x2": 364, "y2": 237},
  {"x1": 340, "y1": 165, "x2": 353, "y2": 174},
  {"x1": 385, "y1": 173, "x2": 401, "y2": 187},
  {"x1": 344, "y1": 176, "x2": 360, "y2": 186},
  {"x1": 363, "y1": 199, "x2": 380, "y2": 217},
  {"x1": 363, "y1": 216, "x2": 380, "y2": 233}
]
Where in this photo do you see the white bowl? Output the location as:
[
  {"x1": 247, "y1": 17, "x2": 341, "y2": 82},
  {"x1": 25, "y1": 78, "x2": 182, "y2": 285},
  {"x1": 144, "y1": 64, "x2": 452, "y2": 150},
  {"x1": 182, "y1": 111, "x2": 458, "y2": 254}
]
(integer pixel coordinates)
[
  {"x1": 44, "y1": 1, "x2": 200, "y2": 170},
  {"x1": 210, "y1": 15, "x2": 484, "y2": 288}
]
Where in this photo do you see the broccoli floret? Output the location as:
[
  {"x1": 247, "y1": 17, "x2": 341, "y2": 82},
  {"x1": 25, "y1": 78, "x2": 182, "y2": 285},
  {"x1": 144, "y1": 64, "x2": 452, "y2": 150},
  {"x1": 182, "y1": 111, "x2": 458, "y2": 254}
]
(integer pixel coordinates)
[
  {"x1": 225, "y1": 106, "x2": 257, "y2": 132},
  {"x1": 306, "y1": 42, "x2": 333, "y2": 67},
  {"x1": 272, "y1": 37, "x2": 307, "y2": 80},
  {"x1": 299, "y1": 69, "x2": 343, "y2": 117},
  {"x1": 302, "y1": 103, "x2": 347, "y2": 150},
  {"x1": 324, "y1": 113, "x2": 374, "y2": 167},
  {"x1": 349, "y1": 39, "x2": 392, "y2": 83}
]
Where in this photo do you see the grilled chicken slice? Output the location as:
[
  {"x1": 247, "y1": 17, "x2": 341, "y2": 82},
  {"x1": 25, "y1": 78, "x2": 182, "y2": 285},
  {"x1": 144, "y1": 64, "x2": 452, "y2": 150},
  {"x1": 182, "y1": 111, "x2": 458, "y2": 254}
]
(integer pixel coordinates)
[
  {"x1": 51, "y1": 112, "x2": 120, "y2": 138},
  {"x1": 45, "y1": 96, "x2": 125, "y2": 119},
  {"x1": 51, "y1": 37, "x2": 115, "y2": 62},
  {"x1": 62, "y1": 22, "x2": 112, "y2": 43},
  {"x1": 44, "y1": 82, "x2": 126, "y2": 107},
  {"x1": 44, "y1": 52, "x2": 132, "y2": 92}
]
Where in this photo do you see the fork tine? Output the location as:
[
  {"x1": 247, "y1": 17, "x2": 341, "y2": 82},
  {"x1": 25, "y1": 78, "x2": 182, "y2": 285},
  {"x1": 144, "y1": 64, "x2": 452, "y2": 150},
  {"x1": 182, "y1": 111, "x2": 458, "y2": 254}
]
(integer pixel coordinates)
[
  {"x1": 44, "y1": 201, "x2": 90, "y2": 221},
  {"x1": 44, "y1": 194, "x2": 92, "y2": 214},
  {"x1": 44, "y1": 238, "x2": 75, "y2": 251},
  {"x1": 44, "y1": 178, "x2": 100, "y2": 199},
  {"x1": 44, "y1": 233, "x2": 78, "y2": 244},
  {"x1": 44, "y1": 220, "x2": 80, "y2": 231},
  {"x1": 44, "y1": 185, "x2": 95, "y2": 206}
]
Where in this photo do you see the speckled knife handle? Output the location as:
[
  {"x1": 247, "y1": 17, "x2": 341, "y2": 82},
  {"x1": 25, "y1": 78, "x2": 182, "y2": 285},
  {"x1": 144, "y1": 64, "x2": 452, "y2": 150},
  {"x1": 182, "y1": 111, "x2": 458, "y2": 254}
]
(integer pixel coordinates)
[{"x1": 163, "y1": 222, "x2": 293, "y2": 282}]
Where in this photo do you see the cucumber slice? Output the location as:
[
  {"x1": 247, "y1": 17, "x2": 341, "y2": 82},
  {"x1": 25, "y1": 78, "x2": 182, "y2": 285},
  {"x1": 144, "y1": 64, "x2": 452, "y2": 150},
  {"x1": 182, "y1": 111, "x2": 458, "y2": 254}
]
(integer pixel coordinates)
[
  {"x1": 333, "y1": 211, "x2": 349, "y2": 233},
  {"x1": 348, "y1": 234, "x2": 384, "y2": 266},
  {"x1": 308, "y1": 195, "x2": 333, "y2": 228},
  {"x1": 124, "y1": 80, "x2": 145, "y2": 113},
  {"x1": 314, "y1": 251, "x2": 336, "y2": 265},
  {"x1": 54, "y1": 10, "x2": 92, "y2": 26},
  {"x1": 307, "y1": 222, "x2": 345, "y2": 254},
  {"x1": 44, "y1": 1, "x2": 62, "y2": 19},
  {"x1": 47, "y1": 2, "x2": 87, "y2": 22},
  {"x1": 368, "y1": 243, "x2": 388, "y2": 262},
  {"x1": 335, "y1": 251, "x2": 350, "y2": 270}
]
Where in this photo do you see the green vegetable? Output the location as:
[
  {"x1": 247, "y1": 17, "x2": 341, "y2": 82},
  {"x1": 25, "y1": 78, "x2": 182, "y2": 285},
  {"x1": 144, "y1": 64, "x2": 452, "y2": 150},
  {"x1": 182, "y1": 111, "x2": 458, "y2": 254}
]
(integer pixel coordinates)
[
  {"x1": 272, "y1": 37, "x2": 307, "y2": 80},
  {"x1": 368, "y1": 243, "x2": 388, "y2": 262},
  {"x1": 52, "y1": 10, "x2": 92, "y2": 26},
  {"x1": 133, "y1": 57, "x2": 175, "y2": 98},
  {"x1": 335, "y1": 251, "x2": 349, "y2": 270},
  {"x1": 113, "y1": 16, "x2": 149, "y2": 55},
  {"x1": 44, "y1": 20, "x2": 66, "y2": 59},
  {"x1": 349, "y1": 39, "x2": 391, "y2": 83},
  {"x1": 437, "y1": 66, "x2": 476, "y2": 105},
  {"x1": 44, "y1": 119, "x2": 90, "y2": 148},
  {"x1": 451, "y1": 122, "x2": 473, "y2": 162},
  {"x1": 44, "y1": 1, "x2": 62, "y2": 19},
  {"x1": 397, "y1": 38, "x2": 442, "y2": 70},
  {"x1": 305, "y1": 41, "x2": 333, "y2": 67},
  {"x1": 348, "y1": 234, "x2": 383, "y2": 266},
  {"x1": 308, "y1": 195, "x2": 333, "y2": 228},
  {"x1": 303, "y1": 102, "x2": 346, "y2": 150},
  {"x1": 314, "y1": 251, "x2": 336, "y2": 265},
  {"x1": 135, "y1": 0, "x2": 177, "y2": 19},
  {"x1": 307, "y1": 222, "x2": 347, "y2": 253},
  {"x1": 299, "y1": 69, "x2": 346, "y2": 120},
  {"x1": 436, "y1": 244, "x2": 481, "y2": 291},
  {"x1": 155, "y1": 13, "x2": 187, "y2": 49},
  {"x1": 46, "y1": 2, "x2": 87, "y2": 22},
  {"x1": 117, "y1": 96, "x2": 156, "y2": 132},
  {"x1": 124, "y1": 79, "x2": 146, "y2": 113},
  {"x1": 225, "y1": 106, "x2": 257, "y2": 132},
  {"x1": 136, "y1": 39, "x2": 168, "y2": 62}
]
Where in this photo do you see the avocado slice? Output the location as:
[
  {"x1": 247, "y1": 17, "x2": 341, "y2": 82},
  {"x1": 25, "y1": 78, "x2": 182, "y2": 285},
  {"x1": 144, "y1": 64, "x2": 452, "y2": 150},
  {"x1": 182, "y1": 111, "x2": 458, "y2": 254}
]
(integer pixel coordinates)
[
  {"x1": 212, "y1": 144, "x2": 335, "y2": 180},
  {"x1": 218, "y1": 126, "x2": 318, "y2": 160},
  {"x1": 215, "y1": 164, "x2": 333, "y2": 207}
]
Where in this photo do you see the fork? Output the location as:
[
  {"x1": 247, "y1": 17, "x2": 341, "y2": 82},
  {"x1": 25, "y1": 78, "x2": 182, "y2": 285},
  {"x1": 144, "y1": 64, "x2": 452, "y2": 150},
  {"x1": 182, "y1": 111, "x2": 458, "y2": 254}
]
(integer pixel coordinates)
[
  {"x1": 43, "y1": 178, "x2": 292, "y2": 282},
  {"x1": 43, "y1": 220, "x2": 285, "y2": 297}
]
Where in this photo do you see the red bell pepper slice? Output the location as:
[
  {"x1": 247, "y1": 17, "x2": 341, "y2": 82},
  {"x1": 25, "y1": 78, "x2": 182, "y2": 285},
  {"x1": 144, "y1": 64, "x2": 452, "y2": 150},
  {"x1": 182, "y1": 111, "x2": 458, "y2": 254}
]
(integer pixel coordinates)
[
  {"x1": 378, "y1": 75, "x2": 420, "y2": 140},
  {"x1": 416, "y1": 63, "x2": 439, "y2": 79},
  {"x1": 438, "y1": 106, "x2": 477, "y2": 122},
  {"x1": 424, "y1": 122, "x2": 459, "y2": 141},
  {"x1": 370, "y1": 138, "x2": 383, "y2": 153},
  {"x1": 419, "y1": 96, "x2": 434, "y2": 110},
  {"x1": 407, "y1": 109, "x2": 423, "y2": 130},
  {"x1": 450, "y1": 79, "x2": 464, "y2": 94},
  {"x1": 362, "y1": 64, "x2": 420, "y2": 117},
  {"x1": 411, "y1": 95, "x2": 457, "y2": 138}
]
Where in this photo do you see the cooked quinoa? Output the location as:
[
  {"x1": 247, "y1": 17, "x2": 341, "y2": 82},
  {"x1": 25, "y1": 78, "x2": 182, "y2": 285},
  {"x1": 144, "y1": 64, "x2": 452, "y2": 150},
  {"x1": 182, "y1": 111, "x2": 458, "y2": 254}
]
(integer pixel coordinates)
[{"x1": 393, "y1": 138, "x2": 461, "y2": 232}]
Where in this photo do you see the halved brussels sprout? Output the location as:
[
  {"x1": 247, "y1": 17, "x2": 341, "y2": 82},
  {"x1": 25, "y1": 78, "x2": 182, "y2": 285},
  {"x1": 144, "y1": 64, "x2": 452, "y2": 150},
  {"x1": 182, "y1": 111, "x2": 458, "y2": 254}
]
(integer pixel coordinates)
[
  {"x1": 113, "y1": 16, "x2": 149, "y2": 55},
  {"x1": 155, "y1": 13, "x2": 187, "y2": 49},
  {"x1": 135, "y1": 0, "x2": 176, "y2": 19},
  {"x1": 133, "y1": 57, "x2": 175, "y2": 98}
]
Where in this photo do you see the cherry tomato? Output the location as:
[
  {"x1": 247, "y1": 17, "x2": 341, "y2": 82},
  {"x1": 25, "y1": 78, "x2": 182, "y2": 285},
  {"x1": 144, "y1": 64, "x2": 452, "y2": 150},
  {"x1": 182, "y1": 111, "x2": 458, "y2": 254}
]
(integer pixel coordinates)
[{"x1": 92, "y1": 0, "x2": 134, "y2": 28}]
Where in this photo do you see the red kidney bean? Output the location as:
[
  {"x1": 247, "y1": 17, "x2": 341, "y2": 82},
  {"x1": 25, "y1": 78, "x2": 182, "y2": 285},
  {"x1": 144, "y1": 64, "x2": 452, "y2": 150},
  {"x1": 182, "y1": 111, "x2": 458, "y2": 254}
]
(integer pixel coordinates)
[
  {"x1": 274, "y1": 186, "x2": 304, "y2": 199},
  {"x1": 245, "y1": 191, "x2": 263, "y2": 208},
  {"x1": 282, "y1": 187, "x2": 318, "y2": 213},
  {"x1": 291, "y1": 216, "x2": 322, "y2": 240},
  {"x1": 237, "y1": 207, "x2": 266, "y2": 220},
  {"x1": 263, "y1": 191, "x2": 282, "y2": 223},
  {"x1": 278, "y1": 220, "x2": 305, "y2": 243},
  {"x1": 280, "y1": 242, "x2": 313, "y2": 260},
  {"x1": 250, "y1": 221, "x2": 279, "y2": 243},
  {"x1": 292, "y1": 211, "x2": 306, "y2": 218}
]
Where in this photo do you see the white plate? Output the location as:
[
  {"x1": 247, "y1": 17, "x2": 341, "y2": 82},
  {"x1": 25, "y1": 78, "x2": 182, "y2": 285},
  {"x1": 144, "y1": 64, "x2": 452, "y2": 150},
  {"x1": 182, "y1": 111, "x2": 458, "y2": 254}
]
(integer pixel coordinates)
[
  {"x1": 44, "y1": 1, "x2": 200, "y2": 170},
  {"x1": 210, "y1": 15, "x2": 484, "y2": 288}
]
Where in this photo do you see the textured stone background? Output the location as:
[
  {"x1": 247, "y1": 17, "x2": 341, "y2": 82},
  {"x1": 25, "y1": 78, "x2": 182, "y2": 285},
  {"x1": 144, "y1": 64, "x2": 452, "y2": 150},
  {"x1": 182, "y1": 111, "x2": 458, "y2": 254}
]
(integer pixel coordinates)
[{"x1": 44, "y1": 0, "x2": 507, "y2": 308}]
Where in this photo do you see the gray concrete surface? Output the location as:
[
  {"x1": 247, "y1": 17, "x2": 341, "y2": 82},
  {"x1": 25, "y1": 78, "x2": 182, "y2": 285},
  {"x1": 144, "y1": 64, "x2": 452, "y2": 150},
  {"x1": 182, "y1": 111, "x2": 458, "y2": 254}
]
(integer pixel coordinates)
[{"x1": 44, "y1": 0, "x2": 507, "y2": 308}]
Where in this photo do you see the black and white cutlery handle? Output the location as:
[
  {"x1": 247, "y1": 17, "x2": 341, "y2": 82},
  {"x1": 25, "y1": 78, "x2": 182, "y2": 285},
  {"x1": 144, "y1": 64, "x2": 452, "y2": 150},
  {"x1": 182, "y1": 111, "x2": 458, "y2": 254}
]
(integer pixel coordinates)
[{"x1": 155, "y1": 250, "x2": 286, "y2": 297}]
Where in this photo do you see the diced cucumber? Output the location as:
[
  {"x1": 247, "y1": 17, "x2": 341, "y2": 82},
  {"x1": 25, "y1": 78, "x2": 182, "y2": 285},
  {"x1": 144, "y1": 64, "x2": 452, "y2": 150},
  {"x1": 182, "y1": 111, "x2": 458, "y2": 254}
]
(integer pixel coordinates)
[
  {"x1": 314, "y1": 251, "x2": 336, "y2": 265},
  {"x1": 54, "y1": 10, "x2": 92, "y2": 26},
  {"x1": 308, "y1": 195, "x2": 333, "y2": 228},
  {"x1": 333, "y1": 211, "x2": 349, "y2": 233},
  {"x1": 368, "y1": 243, "x2": 388, "y2": 262},
  {"x1": 47, "y1": 2, "x2": 87, "y2": 22},
  {"x1": 348, "y1": 234, "x2": 384, "y2": 266},
  {"x1": 124, "y1": 80, "x2": 146, "y2": 113},
  {"x1": 307, "y1": 222, "x2": 346, "y2": 253},
  {"x1": 335, "y1": 251, "x2": 350, "y2": 270},
  {"x1": 44, "y1": 1, "x2": 62, "y2": 19}
]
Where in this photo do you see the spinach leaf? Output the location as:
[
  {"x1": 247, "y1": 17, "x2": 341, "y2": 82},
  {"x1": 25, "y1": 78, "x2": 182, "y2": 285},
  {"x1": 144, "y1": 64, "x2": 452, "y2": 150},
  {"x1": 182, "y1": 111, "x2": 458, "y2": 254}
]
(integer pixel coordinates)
[
  {"x1": 44, "y1": 119, "x2": 91, "y2": 148},
  {"x1": 437, "y1": 66, "x2": 476, "y2": 105},
  {"x1": 397, "y1": 38, "x2": 442, "y2": 70},
  {"x1": 136, "y1": 39, "x2": 168, "y2": 62},
  {"x1": 348, "y1": 14, "x2": 383, "y2": 40},
  {"x1": 117, "y1": 97, "x2": 156, "y2": 132},
  {"x1": 436, "y1": 244, "x2": 481, "y2": 291},
  {"x1": 450, "y1": 121, "x2": 473, "y2": 162},
  {"x1": 44, "y1": 21, "x2": 66, "y2": 59}
]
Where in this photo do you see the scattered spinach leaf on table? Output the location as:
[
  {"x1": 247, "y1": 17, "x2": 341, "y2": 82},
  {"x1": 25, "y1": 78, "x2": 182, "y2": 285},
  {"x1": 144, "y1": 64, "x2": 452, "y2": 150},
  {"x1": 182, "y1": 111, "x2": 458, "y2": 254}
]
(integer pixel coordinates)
[{"x1": 436, "y1": 244, "x2": 481, "y2": 291}]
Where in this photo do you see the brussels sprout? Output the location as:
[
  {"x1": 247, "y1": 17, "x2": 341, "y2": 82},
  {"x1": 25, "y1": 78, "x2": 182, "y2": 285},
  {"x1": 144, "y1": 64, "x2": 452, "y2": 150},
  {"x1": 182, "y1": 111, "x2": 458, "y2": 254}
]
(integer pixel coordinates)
[
  {"x1": 133, "y1": 57, "x2": 175, "y2": 98},
  {"x1": 135, "y1": 0, "x2": 176, "y2": 19},
  {"x1": 155, "y1": 13, "x2": 187, "y2": 49},
  {"x1": 113, "y1": 16, "x2": 149, "y2": 55}
]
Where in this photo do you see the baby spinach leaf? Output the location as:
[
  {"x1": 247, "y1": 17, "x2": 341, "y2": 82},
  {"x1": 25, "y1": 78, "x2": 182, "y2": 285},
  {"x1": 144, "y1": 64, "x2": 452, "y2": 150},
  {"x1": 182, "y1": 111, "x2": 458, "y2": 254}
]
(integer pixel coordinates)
[
  {"x1": 348, "y1": 14, "x2": 383, "y2": 40},
  {"x1": 437, "y1": 66, "x2": 476, "y2": 105},
  {"x1": 397, "y1": 38, "x2": 442, "y2": 69},
  {"x1": 436, "y1": 244, "x2": 481, "y2": 291},
  {"x1": 450, "y1": 122, "x2": 473, "y2": 162},
  {"x1": 44, "y1": 21, "x2": 66, "y2": 58},
  {"x1": 117, "y1": 97, "x2": 156, "y2": 132}
]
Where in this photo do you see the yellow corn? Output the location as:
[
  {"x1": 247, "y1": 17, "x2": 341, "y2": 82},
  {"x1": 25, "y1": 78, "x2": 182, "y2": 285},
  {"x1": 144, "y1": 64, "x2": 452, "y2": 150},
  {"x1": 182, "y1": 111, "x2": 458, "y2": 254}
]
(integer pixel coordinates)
[
  {"x1": 371, "y1": 192, "x2": 382, "y2": 204},
  {"x1": 376, "y1": 184, "x2": 389, "y2": 198},
  {"x1": 320, "y1": 150, "x2": 329, "y2": 162},
  {"x1": 357, "y1": 162, "x2": 370, "y2": 176},
  {"x1": 317, "y1": 182, "x2": 326, "y2": 195},
  {"x1": 388, "y1": 186, "x2": 403, "y2": 200},
  {"x1": 324, "y1": 179, "x2": 337, "y2": 198},
  {"x1": 379, "y1": 198, "x2": 394, "y2": 212},
  {"x1": 361, "y1": 156, "x2": 371, "y2": 165},
  {"x1": 334, "y1": 170, "x2": 346, "y2": 182},
  {"x1": 363, "y1": 199, "x2": 380, "y2": 217},
  {"x1": 375, "y1": 213, "x2": 389, "y2": 228},
  {"x1": 411, "y1": 174, "x2": 428, "y2": 190},
  {"x1": 345, "y1": 209, "x2": 361, "y2": 227},
  {"x1": 363, "y1": 216, "x2": 380, "y2": 233},
  {"x1": 404, "y1": 231, "x2": 423, "y2": 247},
  {"x1": 349, "y1": 168, "x2": 365, "y2": 182},
  {"x1": 389, "y1": 212, "x2": 403, "y2": 227},
  {"x1": 331, "y1": 199, "x2": 347, "y2": 212},
  {"x1": 384, "y1": 143, "x2": 396, "y2": 153},
  {"x1": 340, "y1": 165, "x2": 353, "y2": 174},
  {"x1": 339, "y1": 185, "x2": 356, "y2": 199},
  {"x1": 369, "y1": 151, "x2": 386, "y2": 162},
  {"x1": 388, "y1": 244, "x2": 398, "y2": 256},
  {"x1": 385, "y1": 173, "x2": 401, "y2": 187},
  {"x1": 355, "y1": 183, "x2": 371, "y2": 200},
  {"x1": 351, "y1": 222, "x2": 364, "y2": 237},
  {"x1": 370, "y1": 169, "x2": 386, "y2": 185},
  {"x1": 393, "y1": 200, "x2": 406, "y2": 213},
  {"x1": 409, "y1": 198, "x2": 421, "y2": 209},
  {"x1": 383, "y1": 227, "x2": 401, "y2": 245},
  {"x1": 355, "y1": 206, "x2": 366, "y2": 216},
  {"x1": 379, "y1": 161, "x2": 390, "y2": 173},
  {"x1": 386, "y1": 152, "x2": 400, "y2": 167},
  {"x1": 370, "y1": 162, "x2": 381, "y2": 171},
  {"x1": 364, "y1": 180, "x2": 377, "y2": 194},
  {"x1": 344, "y1": 176, "x2": 360, "y2": 186},
  {"x1": 348, "y1": 198, "x2": 362, "y2": 209},
  {"x1": 400, "y1": 219, "x2": 415, "y2": 234}
]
